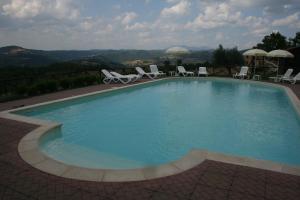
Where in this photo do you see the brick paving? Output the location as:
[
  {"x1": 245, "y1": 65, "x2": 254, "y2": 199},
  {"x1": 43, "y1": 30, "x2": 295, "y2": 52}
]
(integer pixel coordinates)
[{"x1": 0, "y1": 79, "x2": 300, "y2": 199}]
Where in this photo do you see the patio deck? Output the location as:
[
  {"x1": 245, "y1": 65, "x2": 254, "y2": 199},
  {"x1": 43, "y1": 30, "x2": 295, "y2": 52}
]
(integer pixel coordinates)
[{"x1": 0, "y1": 79, "x2": 300, "y2": 199}]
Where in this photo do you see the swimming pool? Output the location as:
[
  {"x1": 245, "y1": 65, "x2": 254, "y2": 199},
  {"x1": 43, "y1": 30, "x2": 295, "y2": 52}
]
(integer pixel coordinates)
[{"x1": 16, "y1": 78, "x2": 300, "y2": 169}]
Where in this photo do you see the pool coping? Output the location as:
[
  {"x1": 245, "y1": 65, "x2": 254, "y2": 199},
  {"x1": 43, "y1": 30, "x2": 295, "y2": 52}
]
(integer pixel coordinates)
[{"x1": 1, "y1": 77, "x2": 300, "y2": 182}]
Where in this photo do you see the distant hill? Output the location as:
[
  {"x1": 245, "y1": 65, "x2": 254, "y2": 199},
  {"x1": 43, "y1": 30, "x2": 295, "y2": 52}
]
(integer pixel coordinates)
[
  {"x1": 0, "y1": 46, "x2": 165, "y2": 68},
  {"x1": 0, "y1": 45, "x2": 213, "y2": 68},
  {"x1": 0, "y1": 46, "x2": 58, "y2": 67}
]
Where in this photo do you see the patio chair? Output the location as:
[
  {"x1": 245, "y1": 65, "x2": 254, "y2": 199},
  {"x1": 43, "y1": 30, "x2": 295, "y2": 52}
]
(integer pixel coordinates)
[
  {"x1": 198, "y1": 67, "x2": 208, "y2": 76},
  {"x1": 101, "y1": 69, "x2": 131, "y2": 84},
  {"x1": 110, "y1": 71, "x2": 139, "y2": 82},
  {"x1": 233, "y1": 66, "x2": 249, "y2": 79},
  {"x1": 177, "y1": 66, "x2": 194, "y2": 76},
  {"x1": 279, "y1": 69, "x2": 294, "y2": 82},
  {"x1": 135, "y1": 67, "x2": 158, "y2": 79},
  {"x1": 150, "y1": 65, "x2": 166, "y2": 76},
  {"x1": 283, "y1": 72, "x2": 300, "y2": 84}
]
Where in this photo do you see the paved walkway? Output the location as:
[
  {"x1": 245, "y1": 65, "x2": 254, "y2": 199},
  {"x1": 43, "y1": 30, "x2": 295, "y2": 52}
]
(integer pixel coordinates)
[
  {"x1": 0, "y1": 79, "x2": 150, "y2": 111},
  {"x1": 0, "y1": 78, "x2": 300, "y2": 199}
]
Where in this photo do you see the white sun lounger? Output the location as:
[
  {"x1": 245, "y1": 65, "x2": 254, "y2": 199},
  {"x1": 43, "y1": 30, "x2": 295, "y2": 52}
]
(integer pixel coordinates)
[
  {"x1": 177, "y1": 66, "x2": 194, "y2": 76},
  {"x1": 283, "y1": 72, "x2": 300, "y2": 84},
  {"x1": 279, "y1": 69, "x2": 294, "y2": 82},
  {"x1": 110, "y1": 71, "x2": 139, "y2": 82},
  {"x1": 150, "y1": 65, "x2": 166, "y2": 76},
  {"x1": 135, "y1": 67, "x2": 157, "y2": 79},
  {"x1": 198, "y1": 67, "x2": 208, "y2": 76},
  {"x1": 101, "y1": 69, "x2": 131, "y2": 84},
  {"x1": 233, "y1": 66, "x2": 249, "y2": 79}
]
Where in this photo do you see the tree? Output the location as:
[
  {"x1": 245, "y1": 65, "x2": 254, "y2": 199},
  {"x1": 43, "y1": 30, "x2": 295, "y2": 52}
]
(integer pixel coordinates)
[
  {"x1": 176, "y1": 59, "x2": 182, "y2": 66},
  {"x1": 213, "y1": 45, "x2": 244, "y2": 75},
  {"x1": 288, "y1": 32, "x2": 300, "y2": 47},
  {"x1": 213, "y1": 45, "x2": 227, "y2": 67},
  {"x1": 254, "y1": 32, "x2": 288, "y2": 51},
  {"x1": 226, "y1": 47, "x2": 244, "y2": 74},
  {"x1": 164, "y1": 60, "x2": 170, "y2": 67}
]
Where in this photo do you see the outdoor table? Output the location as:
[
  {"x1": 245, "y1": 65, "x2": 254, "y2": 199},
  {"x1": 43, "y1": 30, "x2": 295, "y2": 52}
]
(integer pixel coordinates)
[
  {"x1": 169, "y1": 71, "x2": 176, "y2": 76},
  {"x1": 252, "y1": 74, "x2": 261, "y2": 81}
]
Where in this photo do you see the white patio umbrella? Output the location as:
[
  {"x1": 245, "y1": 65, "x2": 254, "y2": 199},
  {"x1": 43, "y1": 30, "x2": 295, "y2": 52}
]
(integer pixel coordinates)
[
  {"x1": 267, "y1": 50, "x2": 294, "y2": 58},
  {"x1": 166, "y1": 46, "x2": 190, "y2": 75},
  {"x1": 243, "y1": 49, "x2": 268, "y2": 57},
  {"x1": 243, "y1": 49, "x2": 268, "y2": 75},
  {"x1": 267, "y1": 50, "x2": 294, "y2": 76}
]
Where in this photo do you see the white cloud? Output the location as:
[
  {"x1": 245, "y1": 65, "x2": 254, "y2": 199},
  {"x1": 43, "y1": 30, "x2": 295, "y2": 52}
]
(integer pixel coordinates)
[
  {"x1": 0, "y1": 0, "x2": 299, "y2": 50},
  {"x1": 2, "y1": 0, "x2": 43, "y2": 18},
  {"x1": 120, "y1": 12, "x2": 138, "y2": 25},
  {"x1": 186, "y1": 3, "x2": 241, "y2": 29},
  {"x1": 125, "y1": 22, "x2": 147, "y2": 31},
  {"x1": 161, "y1": 0, "x2": 190, "y2": 17},
  {"x1": 215, "y1": 32, "x2": 224, "y2": 40},
  {"x1": 272, "y1": 12, "x2": 300, "y2": 27},
  {"x1": 242, "y1": 16, "x2": 270, "y2": 36},
  {"x1": 2, "y1": 0, "x2": 79, "y2": 20}
]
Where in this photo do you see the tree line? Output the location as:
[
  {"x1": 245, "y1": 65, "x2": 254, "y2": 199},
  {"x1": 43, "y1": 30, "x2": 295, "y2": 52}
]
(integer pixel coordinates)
[{"x1": 212, "y1": 31, "x2": 299, "y2": 74}]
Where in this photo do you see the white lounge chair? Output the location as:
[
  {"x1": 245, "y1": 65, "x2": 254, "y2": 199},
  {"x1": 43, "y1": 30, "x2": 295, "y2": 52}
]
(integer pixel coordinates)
[
  {"x1": 177, "y1": 66, "x2": 194, "y2": 76},
  {"x1": 198, "y1": 67, "x2": 208, "y2": 76},
  {"x1": 101, "y1": 69, "x2": 131, "y2": 84},
  {"x1": 110, "y1": 71, "x2": 139, "y2": 82},
  {"x1": 279, "y1": 69, "x2": 294, "y2": 82},
  {"x1": 233, "y1": 66, "x2": 249, "y2": 79},
  {"x1": 101, "y1": 69, "x2": 116, "y2": 84},
  {"x1": 135, "y1": 67, "x2": 157, "y2": 79},
  {"x1": 283, "y1": 72, "x2": 300, "y2": 84},
  {"x1": 150, "y1": 65, "x2": 166, "y2": 76}
]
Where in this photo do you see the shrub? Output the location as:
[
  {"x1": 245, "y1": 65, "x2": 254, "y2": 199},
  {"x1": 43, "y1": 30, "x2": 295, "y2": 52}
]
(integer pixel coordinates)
[
  {"x1": 60, "y1": 78, "x2": 72, "y2": 89},
  {"x1": 84, "y1": 75, "x2": 99, "y2": 85},
  {"x1": 72, "y1": 76, "x2": 86, "y2": 87},
  {"x1": 36, "y1": 80, "x2": 58, "y2": 93},
  {"x1": 27, "y1": 85, "x2": 39, "y2": 96},
  {"x1": 26, "y1": 80, "x2": 59, "y2": 95},
  {"x1": 71, "y1": 75, "x2": 99, "y2": 88},
  {"x1": 15, "y1": 85, "x2": 28, "y2": 95}
]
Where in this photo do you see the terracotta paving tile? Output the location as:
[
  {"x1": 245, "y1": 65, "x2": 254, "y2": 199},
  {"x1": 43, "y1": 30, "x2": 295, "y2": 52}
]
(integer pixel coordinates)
[
  {"x1": 205, "y1": 160, "x2": 237, "y2": 176},
  {"x1": 139, "y1": 180, "x2": 163, "y2": 191},
  {"x1": 199, "y1": 171, "x2": 234, "y2": 190},
  {"x1": 112, "y1": 186, "x2": 153, "y2": 200},
  {"x1": 153, "y1": 176, "x2": 198, "y2": 199},
  {"x1": 190, "y1": 184, "x2": 228, "y2": 200},
  {"x1": 235, "y1": 166, "x2": 267, "y2": 181},
  {"x1": 267, "y1": 171, "x2": 300, "y2": 189},
  {"x1": 266, "y1": 183, "x2": 300, "y2": 200},
  {"x1": 227, "y1": 191, "x2": 264, "y2": 200},
  {"x1": 2, "y1": 187, "x2": 34, "y2": 200},
  {"x1": 150, "y1": 191, "x2": 181, "y2": 200},
  {"x1": 231, "y1": 175, "x2": 266, "y2": 196},
  {"x1": 94, "y1": 183, "x2": 123, "y2": 198}
]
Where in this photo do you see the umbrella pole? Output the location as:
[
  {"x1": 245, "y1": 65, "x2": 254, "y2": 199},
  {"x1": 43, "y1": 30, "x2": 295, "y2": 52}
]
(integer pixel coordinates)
[
  {"x1": 276, "y1": 58, "x2": 279, "y2": 77},
  {"x1": 253, "y1": 56, "x2": 256, "y2": 77}
]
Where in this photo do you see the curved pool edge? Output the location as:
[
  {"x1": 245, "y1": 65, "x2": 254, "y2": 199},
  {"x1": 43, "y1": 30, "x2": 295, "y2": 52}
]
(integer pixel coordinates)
[
  {"x1": 17, "y1": 127, "x2": 300, "y2": 182},
  {"x1": 1, "y1": 77, "x2": 300, "y2": 182}
]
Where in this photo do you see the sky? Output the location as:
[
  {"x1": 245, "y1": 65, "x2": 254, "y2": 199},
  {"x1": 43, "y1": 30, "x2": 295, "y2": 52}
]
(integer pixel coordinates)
[{"x1": 0, "y1": 0, "x2": 299, "y2": 50}]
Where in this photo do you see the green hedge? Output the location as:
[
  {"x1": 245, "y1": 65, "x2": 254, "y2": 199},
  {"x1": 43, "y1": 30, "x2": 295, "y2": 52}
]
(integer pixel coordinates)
[{"x1": 13, "y1": 74, "x2": 100, "y2": 97}]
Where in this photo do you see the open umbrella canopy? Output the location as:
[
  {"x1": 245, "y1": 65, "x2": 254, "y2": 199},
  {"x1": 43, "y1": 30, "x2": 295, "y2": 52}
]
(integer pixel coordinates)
[
  {"x1": 243, "y1": 49, "x2": 268, "y2": 57},
  {"x1": 267, "y1": 50, "x2": 294, "y2": 58},
  {"x1": 166, "y1": 46, "x2": 190, "y2": 55}
]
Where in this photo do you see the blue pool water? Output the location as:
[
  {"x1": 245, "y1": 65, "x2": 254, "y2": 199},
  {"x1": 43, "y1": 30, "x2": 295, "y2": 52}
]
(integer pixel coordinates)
[{"x1": 17, "y1": 79, "x2": 300, "y2": 169}]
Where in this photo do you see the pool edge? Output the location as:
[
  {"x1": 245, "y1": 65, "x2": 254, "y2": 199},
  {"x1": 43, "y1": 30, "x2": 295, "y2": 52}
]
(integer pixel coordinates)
[{"x1": 1, "y1": 77, "x2": 300, "y2": 182}]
